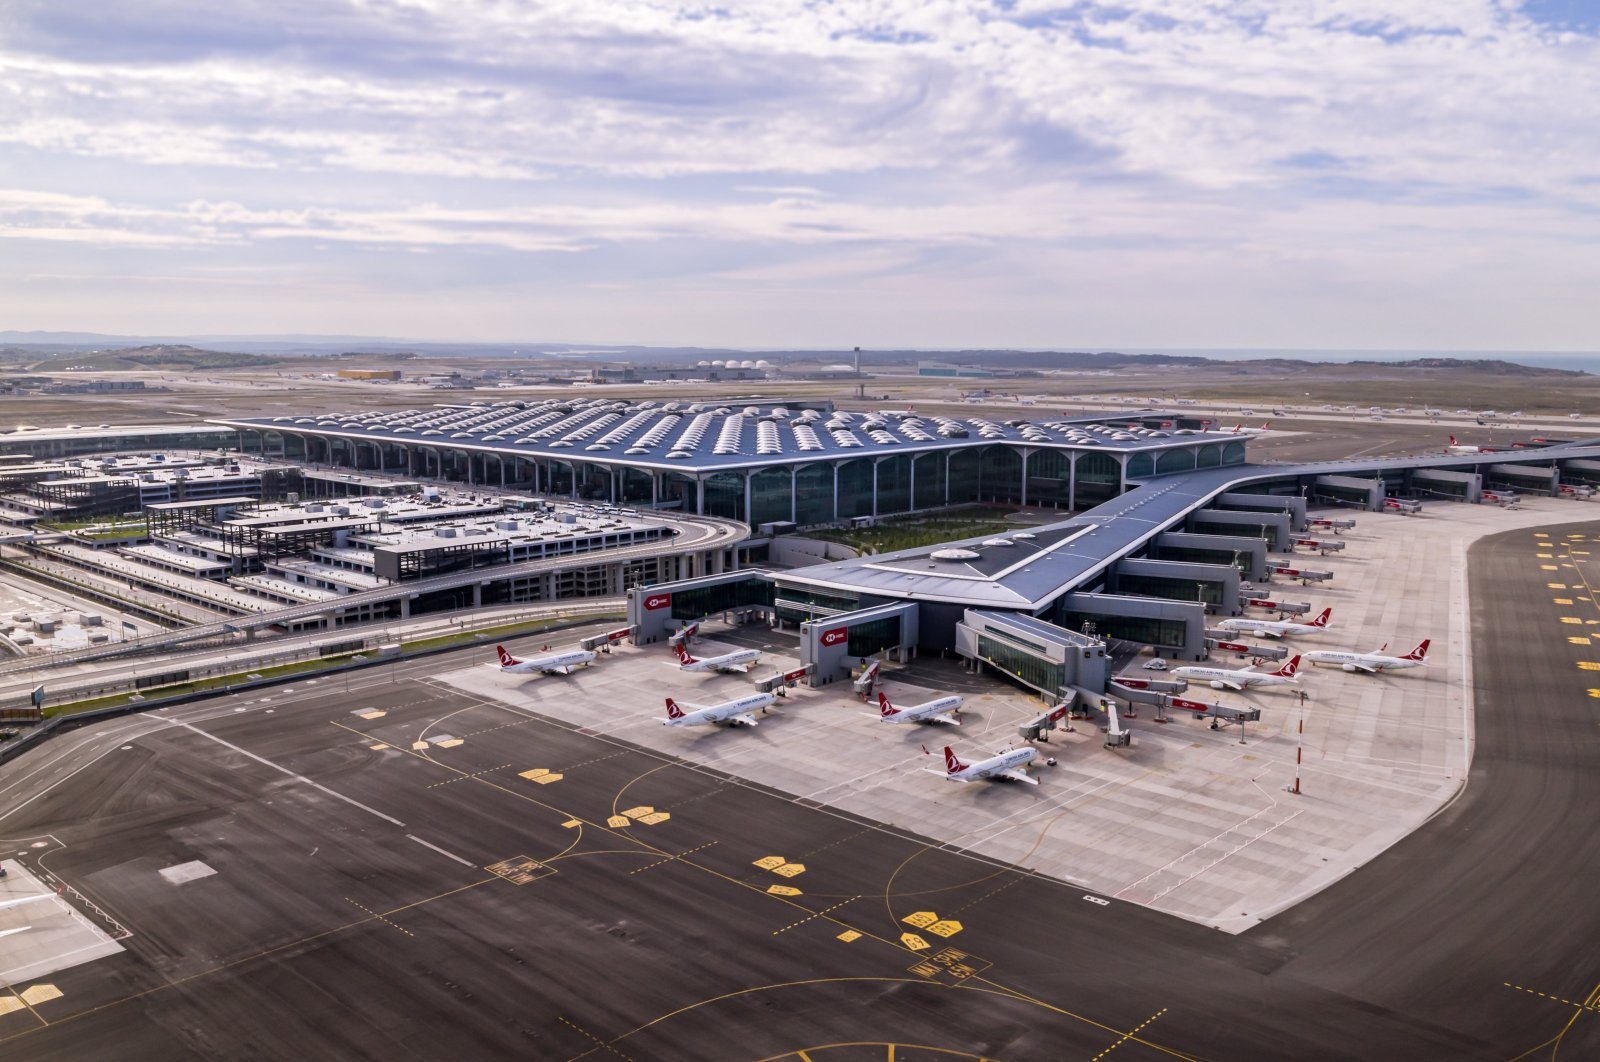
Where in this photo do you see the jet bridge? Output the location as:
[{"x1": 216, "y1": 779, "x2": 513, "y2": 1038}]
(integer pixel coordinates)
[{"x1": 799, "y1": 601, "x2": 918, "y2": 686}]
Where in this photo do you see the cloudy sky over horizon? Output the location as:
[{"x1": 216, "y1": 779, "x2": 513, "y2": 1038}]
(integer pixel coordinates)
[{"x1": 1, "y1": 0, "x2": 1597, "y2": 350}]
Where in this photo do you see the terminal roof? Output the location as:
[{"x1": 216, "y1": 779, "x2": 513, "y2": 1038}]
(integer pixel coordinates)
[{"x1": 220, "y1": 400, "x2": 1240, "y2": 472}]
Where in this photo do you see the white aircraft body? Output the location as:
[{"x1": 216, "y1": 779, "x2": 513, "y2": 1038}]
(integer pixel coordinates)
[
  {"x1": 0, "y1": 894, "x2": 53, "y2": 912},
  {"x1": 662, "y1": 692, "x2": 777, "y2": 728},
  {"x1": 1229, "y1": 421, "x2": 1272, "y2": 435},
  {"x1": 1445, "y1": 435, "x2": 1492, "y2": 456},
  {"x1": 1305, "y1": 640, "x2": 1430, "y2": 673},
  {"x1": 870, "y1": 691, "x2": 963, "y2": 725},
  {"x1": 495, "y1": 644, "x2": 596, "y2": 676},
  {"x1": 1216, "y1": 607, "x2": 1332, "y2": 639},
  {"x1": 1171, "y1": 654, "x2": 1302, "y2": 691},
  {"x1": 674, "y1": 642, "x2": 762, "y2": 674},
  {"x1": 931, "y1": 745, "x2": 1039, "y2": 785}
]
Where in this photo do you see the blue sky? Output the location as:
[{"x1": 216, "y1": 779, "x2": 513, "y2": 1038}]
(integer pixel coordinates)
[{"x1": 0, "y1": 0, "x2": 1596, "y2": 350}]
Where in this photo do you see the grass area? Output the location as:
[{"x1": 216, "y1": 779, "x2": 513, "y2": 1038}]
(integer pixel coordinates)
[
  {"x1": 807, "y1": 510, "x2": 1027, "y2": 555},
  {"x1": 39, "y1": 611, "x2": 624, "y2": 720}
]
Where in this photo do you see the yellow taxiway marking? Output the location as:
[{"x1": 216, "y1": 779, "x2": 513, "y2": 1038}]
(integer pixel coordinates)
[
  {"x1": 343, "y1": 898, "x2": 413, "y2": 938},
  {"x1": 1561, "y1": 617, "x2": 1583, "y2": 625},
  {"x1": 606, "y1": 815, "x2": 631, "y2": 828},
  {"x1": 620, "y1": 806, "x2": 655, "y2": 819},
  {"x1": 836, "y1": 929, "x2": 861, "y2": 942},
  {"x1": 0, "y1": 999, "x2": 25, "y2": 1018},
  {"x1": 753, "y1": 855, "x2": 787, "y2": 871},
  {"x1": 519, "y1": 768, "x2": 564, "y2": 784},
  {"x1": 1093, "y1": 1007, "x2": 1168, "y2": 1061},
  {"x1": 1503, "y1": 982, "x2": 1600, "y2": 1011},
  {"x1": 1554, "y1": 598, "x2": 1575, "y2": 605},
  {"x1": 771, "y1": 862, "x2": 807, "y2": 878},
  {"x1": 903, "y1": 911, "x2": 939, "y2": 929},
  {"x1": 1578, "y1": 662, "x2": 1600, "y2": 671},
  {"x1": 901, "y1": 932, "x2": 931, "y2": 951},
  {"x1": 773, "y1": 896, "x2": 859, "y2": 936},
  {"x1": 427, "y1": 764, "x2": 513, "y2": 789},
  {"x1": 356, "y1": 710, "x2": 386, "y2": 720},
  {"x1": 768, "y1": 885, "x2": 803, "y2": 897},
  {"x1": 1569, "y1": 637, "x2": 1592, "y2": 645},
  {"x1": 1538, "y1": 553, "x2": 1554, "y2": 559},
  {"x1": 561, "y1": 819, "x2": 581, "y2": 829},
  {"x1": 1541, "y1": 565, "x2": 1560, "y2": 571},
  {"x1": 411, "y1": 740, "x2": 430, "y2": 750},
  {"x1": 1549, "y1": 582, "x2": 1569, "y2": 589},
  {"x1": 368, "y1": 743, "x2": 390, "y2": 751},
  {"x1": 434, "y1": 738, "x2": 464, "y2": 749},
  {"x1": 559, "y1": 1015, "x2": 635, "y2": 1062}
]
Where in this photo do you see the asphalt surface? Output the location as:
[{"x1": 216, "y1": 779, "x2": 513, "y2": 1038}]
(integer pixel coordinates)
[{"x1": 0, "y1": 519, "x2": 1595, "y2": 1060}]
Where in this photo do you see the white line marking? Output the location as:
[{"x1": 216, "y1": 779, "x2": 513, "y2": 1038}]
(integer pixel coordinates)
[
  {"x1": 407, "y1": 835, "x2": 475, "y2": 867},
  {"x1": 175, "y1": 722, "x2": 405, "y2": 827}
]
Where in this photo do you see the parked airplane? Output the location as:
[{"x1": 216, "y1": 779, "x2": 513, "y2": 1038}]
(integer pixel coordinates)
[
  {"x1": 870, "y1": 691, "x2": 963, "y2": 725},
  {"x1": 1305, "y1": 640, "x2": 1430, "y2": 673},
  {"x1": 662, "y1": 691, "x2": 777, "y2": 728},
  {"x1": 674, "y1": 642, "x2": 762, "y2": 674},
  {"x1": 1229, "y1": 422, "x2": 1272, "y2": 435},
  {"x1": 1445, "y1": 435, "x2": 1494, "y2": 455},
  {"x1": 495, "y1": 644, "x2": 596, "y2": 676},
  {"x1": 1171, "y1": 654, "x2": 1302, "y2": 691},
  {"x1": 931, "y1": 745, "x2": 1039, "y2": 785},
  {"x1": 1216, "y1": 607, "x2": 1332, "y2": 639}
]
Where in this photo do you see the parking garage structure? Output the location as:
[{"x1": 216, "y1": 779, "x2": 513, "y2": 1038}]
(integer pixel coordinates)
[{"x1": 217, "y1": 400, "x2": 1252, "y2": 526}]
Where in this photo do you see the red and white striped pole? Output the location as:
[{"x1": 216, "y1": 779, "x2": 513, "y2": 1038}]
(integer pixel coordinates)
[{"x1": 1292, "y1": 717, "x2": 1303, "y2": 795}]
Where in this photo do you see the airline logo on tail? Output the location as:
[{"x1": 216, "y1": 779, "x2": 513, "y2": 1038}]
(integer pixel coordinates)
[
  {"x1": 496, "y1": 645, "x2": 519, "y2": 667},
  {"x1": 1275, "y1": 654, "x2": 1302, "y2": 678},
  {"x1": 664, "y1": 697, "x2": 686, "y2": 719},
  {"x1": 944, "y1": 746, "x2": 968, "y2": 774},
  {"x1": 879, "y1": 693, "x2": 901, "y2": 718},
  {"x1": 1308, "y1": 608, "x2": 1331, "y2": 628},
  {"x1": 674, "y1": 644, "x2": 697, "y2": 665},
  {"x1": 1404, "y1": 639, "x2": 1430, "y2": 661}
]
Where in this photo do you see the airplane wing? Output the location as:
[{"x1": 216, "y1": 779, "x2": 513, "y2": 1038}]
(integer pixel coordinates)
[
  {"x1": 1218, "y1": 679, "x2": 1245, "y2": 691},
  {"x1": 727, "y1": 713, "x2": 761, "y2": 727},
  {"x1": 929, "y1": 712, "x2": 962, "y2": 726},
  {"x1": 998, "y1": 769, "x2": 1039, "y2": 785},
  {"x1": 1350, "y1": 661, "x2": 1380, "y2": 674},
  {"x1": 730, "y1": 663, "x2": 752, "y2": 674}
]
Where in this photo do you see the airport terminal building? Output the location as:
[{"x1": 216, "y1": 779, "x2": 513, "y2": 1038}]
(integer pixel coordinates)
[{"x1": 217, "y1": 399, "x2": 1251, "y2": 524}]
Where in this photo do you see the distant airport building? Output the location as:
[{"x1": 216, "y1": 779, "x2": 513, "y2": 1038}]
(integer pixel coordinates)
[
  {"x1": 217, "y1": 399, "x2": 1251, "y2": 524},
  {"x1": 335, "y1": 369, "x2": 403, "y2": 381},
  {"x1": 917, "y1": 361, "x2": 996, "y2": 378}
]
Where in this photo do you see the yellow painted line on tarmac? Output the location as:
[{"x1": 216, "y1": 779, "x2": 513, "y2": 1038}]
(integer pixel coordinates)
[{"x1": 1555, "y1": 598, "x2": 1575, "y2": 605}]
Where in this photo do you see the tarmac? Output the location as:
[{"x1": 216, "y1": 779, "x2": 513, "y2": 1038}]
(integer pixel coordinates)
[
  {"x1": 443, "y1": 497, "x2": 1600, "y2": 933},
  {"x1": 0, "y1": 504, "x2": 1594, "y2": 1058}
]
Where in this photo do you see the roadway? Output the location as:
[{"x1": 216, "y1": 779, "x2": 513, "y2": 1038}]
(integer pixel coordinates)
[{"x1": 1, "y1": 511, "x2": 1597, "y2": 1059}]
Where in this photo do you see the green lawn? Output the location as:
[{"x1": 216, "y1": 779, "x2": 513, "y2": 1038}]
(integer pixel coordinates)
[{"x1": 806, "y1": 510, "x2": 1030, "y2": 555}]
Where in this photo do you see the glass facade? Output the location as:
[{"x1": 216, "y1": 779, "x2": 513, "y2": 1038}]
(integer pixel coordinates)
[
  {"x1": 750, "y1": 466, "x2": 794, "y2": 526},
  {"x1": 977, "y1": 634, "x2": 1066, "y2": 695},
  {"x1": 1057, "y1": 609, "x2": 1189, "y2": 650},
  {"x1": 1195, "y1": 444, "x2": 1221, "y2": 469},
  {"x1": 794, "y1": 462, "x2": 834, "y2": 525},
  {"x1": 1155, "y1": 448, "x2": 1195, "y2": 476},
  {"x1": 1222, "y1": 441, "x2": 1247, "y2": 465},
  {"x1": 668, "y1": 577, "x2": 775, "y2": 620},
  {"x1": 1117, "y1": 573, "x2": 1227, "y2": 607},
  {"x1": 876, "y1": 455, "x2": 911, "y2": 515},
  {"x1": 1027, "y1": 449, "x2": 1072, "y2": 506},
  {"x1": 1125, "y1": 452, "x2": 1154, "y2": 479},
  {"x1": 837, "y1": 459, "x2": 874, "y2": 519},
  {"x1": 660, "y1": 471, "x2": 696, "y2": 511},
  {"x1": 704, "y1": 471, "x2": 745, "y2": 521},
  {"x1": 847, "y1": 616, "x2": 902, "y2": 656},
  {"x1": 981, "y1": 446, "x2": 1023, "y2": 502},
  {"x1": 622, "y1": 467, "x2": 654, "y2": 504},
  {"x1": 948, "y1": 448, "x2": 982, "y2": 503},
  {"x1": 914, "y1": 452, "x2": 945, "y2": 510},
  {"x1": 1074, "y1": 452, "x2": 1122, "y2": 508}
]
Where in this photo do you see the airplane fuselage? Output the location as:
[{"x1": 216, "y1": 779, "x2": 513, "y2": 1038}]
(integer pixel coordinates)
[
  {"x1": 663, "y1": 691, "x2": 777, "y2": 727},
  {"x1": 948, "y1": 747, "x2": 1038, "y2": 783}
]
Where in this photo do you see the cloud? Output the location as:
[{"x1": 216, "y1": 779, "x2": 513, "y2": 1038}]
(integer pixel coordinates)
[{"x1": 0, "y1": 1, "x2": 1596, "y2": 347}]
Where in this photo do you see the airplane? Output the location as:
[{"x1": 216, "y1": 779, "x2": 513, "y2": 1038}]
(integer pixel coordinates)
[
  {"x1": 1229, "y1": 422, "x2": 1272, "y2": 435},
  {"x1": 1445, "y1": 435, "x2": 1494, "y2": 456},
  {"x1": 495, "y1": 644, "x2": 596, "y2": 676},
  {"x1": 674, "y1": 642, "x2": 762, "y2": 674},
  {"x1": 1171, "y1": 654, "x2": 1302, "y2": 691},
  {"x1": 662, "y1": 691, "x2": 777, "y2": 728},
  {"x1": 1216, "y1": 607, "x2": 1332, "y2": 639},
  {"x1": 0, "y1": 894, "x2": 53, "y2": 912},
  {"x1": 930, "y1": 745, "x2": 1039, "y2": 785},
  {"x1": 1304, "y1": 639, "x2": 1430, "y2": 673},
  {"x1": 869, "y1": 690, "x2": 963, "y2": 725}
]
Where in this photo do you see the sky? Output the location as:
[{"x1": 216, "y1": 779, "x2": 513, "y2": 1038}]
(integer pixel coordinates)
[{"x1": 1, "y1": 0, "x2": 1597, "y2": 351}]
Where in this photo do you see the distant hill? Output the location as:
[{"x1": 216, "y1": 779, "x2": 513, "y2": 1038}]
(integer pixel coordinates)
[
  {"x1": 1346, "y1": 357, "x2": 1584, "y2": 377},
  {"x1": 28, "y1": 345, "x2": 281, "y2": 371}
]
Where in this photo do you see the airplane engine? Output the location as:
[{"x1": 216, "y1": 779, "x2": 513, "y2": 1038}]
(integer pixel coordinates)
[
  {"x1": 1342, "y1": 663, "x2": 1360, "y2": 672},
  {"x1": 1210, "y1": 680, "x2": 1228, "y2": 690}
]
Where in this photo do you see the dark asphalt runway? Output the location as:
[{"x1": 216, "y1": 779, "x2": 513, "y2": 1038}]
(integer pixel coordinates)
[{"x1": 0, "y1": 520, "x2": 1596, "y2": 1062}]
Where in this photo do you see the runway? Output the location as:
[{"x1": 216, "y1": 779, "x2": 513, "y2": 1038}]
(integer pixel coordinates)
[{"x1": 0, "y1": 519, "x2": 1594, "y2": 1059}]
